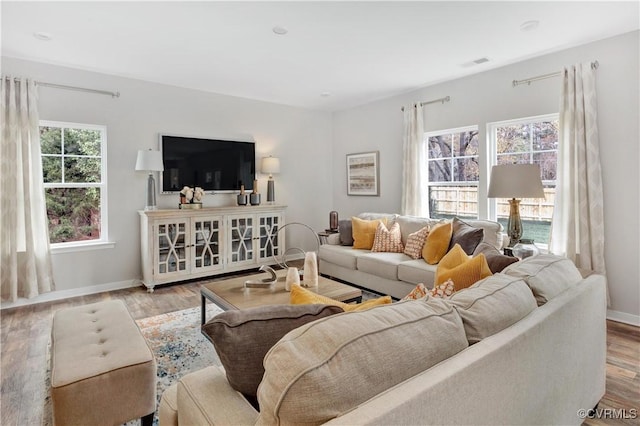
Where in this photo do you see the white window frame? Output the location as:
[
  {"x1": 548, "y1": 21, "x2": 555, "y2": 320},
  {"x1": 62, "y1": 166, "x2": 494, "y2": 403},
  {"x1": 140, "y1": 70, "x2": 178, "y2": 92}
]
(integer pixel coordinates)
[
  {"x1": 424, "y1": 125, "x2": 480, "y2": 219},
  {"x1": 487, "y1": 113, "x2": 559, "y2": 246},
  {"x1": 40, "y1": 120, "x2": 113, "y2": 253}
]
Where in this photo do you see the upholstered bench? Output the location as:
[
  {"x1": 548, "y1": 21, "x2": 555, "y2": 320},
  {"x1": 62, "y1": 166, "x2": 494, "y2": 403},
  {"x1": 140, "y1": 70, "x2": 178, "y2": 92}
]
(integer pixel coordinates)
[{"x1": 51, "y1": 300, "x2": 157, "y2": 426}]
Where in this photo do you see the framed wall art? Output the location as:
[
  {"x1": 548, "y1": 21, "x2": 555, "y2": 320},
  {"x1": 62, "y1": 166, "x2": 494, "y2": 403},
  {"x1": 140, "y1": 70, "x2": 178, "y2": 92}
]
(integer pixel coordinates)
[{"x1": 346, "y1": 151, "x2": 380, "y2": 196}]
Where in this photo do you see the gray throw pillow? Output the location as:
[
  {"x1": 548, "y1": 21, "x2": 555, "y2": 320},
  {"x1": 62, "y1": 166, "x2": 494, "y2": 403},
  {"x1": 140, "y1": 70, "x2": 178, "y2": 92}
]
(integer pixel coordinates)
[
  {"x1": 473, "y1": 242, "x2": 519, "y2": 273},
  {"x1": 449, "y1": 217, "x2": 484, "y2": 255},
  {"x1": 202, "y1": 304, "x2": 344, "y2": 400},
  {"x1": 338, "y1": 219, "x2": 354, "y2": 246}
]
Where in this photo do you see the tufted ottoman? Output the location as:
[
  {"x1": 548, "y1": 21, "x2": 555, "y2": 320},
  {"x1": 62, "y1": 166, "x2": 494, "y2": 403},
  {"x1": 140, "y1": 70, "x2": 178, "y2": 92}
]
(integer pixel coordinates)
[{"x1": 51, "y1": 300, "x2": 157, "y2": 426}]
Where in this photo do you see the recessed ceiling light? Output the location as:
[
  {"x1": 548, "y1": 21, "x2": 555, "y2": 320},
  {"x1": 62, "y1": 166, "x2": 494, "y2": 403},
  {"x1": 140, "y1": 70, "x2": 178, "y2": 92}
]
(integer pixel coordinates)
[
  {"x1": 320, "y1": 92, "x2": 331, "y2": 97},
  {"x1": 272, "y1": 26, "x2": 288, "y2": 35},
  {"x1": 520, "y1": 20, "x2": 539, "y2": 32},
  {"x1": 33, "y1": 31, "x2": 53, "y2": 41}
]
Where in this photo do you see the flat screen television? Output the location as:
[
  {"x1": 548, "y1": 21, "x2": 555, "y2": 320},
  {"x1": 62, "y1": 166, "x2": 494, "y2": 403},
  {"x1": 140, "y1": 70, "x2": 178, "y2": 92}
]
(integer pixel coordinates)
[{"x1": 160, "y1": 134, "x2": 255, "y2": 193}]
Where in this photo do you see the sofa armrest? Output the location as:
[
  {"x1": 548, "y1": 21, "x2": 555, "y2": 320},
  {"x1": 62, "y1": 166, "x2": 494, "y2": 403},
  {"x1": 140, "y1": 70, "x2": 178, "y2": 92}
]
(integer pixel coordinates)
[
  {"x1": 176, "y1": 366, "x2": 258, "y2": 425},
  {"x1": 326, "y1": 233, "x2": 342, "y2": 245}
]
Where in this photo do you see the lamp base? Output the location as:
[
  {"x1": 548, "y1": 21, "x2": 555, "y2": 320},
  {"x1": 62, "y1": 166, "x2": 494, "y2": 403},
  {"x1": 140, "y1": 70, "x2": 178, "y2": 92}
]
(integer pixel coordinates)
[
  {"x1": 267, "y1": 179, "x2": 275, "y2": 203},
  {"x1": 145, "y1": 173, "x2": 157, "y2": 210},
  {"x1": 507, "y1": 198, "x2": 523, "y2": 247}
]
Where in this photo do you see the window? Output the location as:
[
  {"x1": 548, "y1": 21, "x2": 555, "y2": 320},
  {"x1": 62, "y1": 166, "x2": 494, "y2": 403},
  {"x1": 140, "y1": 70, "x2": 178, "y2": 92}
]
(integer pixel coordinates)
[
  {"x1": 40, "y1": 121, "x2": 107, "y2": 246},
  {"x1": 488, "y1": 114, "x2": 558, "y2": 245},
  {"x1": 425, "y1": 126, "x2": 479, "y2": 220}
]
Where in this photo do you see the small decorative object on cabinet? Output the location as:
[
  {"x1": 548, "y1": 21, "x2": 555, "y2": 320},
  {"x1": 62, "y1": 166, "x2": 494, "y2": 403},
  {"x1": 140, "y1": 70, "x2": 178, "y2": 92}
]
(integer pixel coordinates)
[
  {"x1": 512, "y1": 239, "x2": 539, "y2": 260},
  {"x1": 237, "y1": 185, "x2": 248, "y2": 206},
  {"x1": 179, "y1": 186, "x2": 204, "y2": 209},
  {"x1": 250, "y1": 180, "x2": 261, "y2": 205},
  {"x1": 139, "y1": 205, "x2": 286, "y2": 292}
]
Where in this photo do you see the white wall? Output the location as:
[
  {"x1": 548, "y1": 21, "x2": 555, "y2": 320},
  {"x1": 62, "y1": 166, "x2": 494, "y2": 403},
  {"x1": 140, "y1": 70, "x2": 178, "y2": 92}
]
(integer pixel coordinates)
[
  {"x1": 3, "y1": 57, "x2": 333, "y2": 294},
  {"x1": 332, "y1": 31, "x2": 640, "y2": 323}
]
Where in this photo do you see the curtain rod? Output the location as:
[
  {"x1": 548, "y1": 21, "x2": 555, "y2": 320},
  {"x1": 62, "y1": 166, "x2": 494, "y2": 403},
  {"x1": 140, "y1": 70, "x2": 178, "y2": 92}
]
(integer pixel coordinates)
[
  {"x1": 512, "y1": 60, "x2": 599, "y2": 87},
  {"x1": 400, "y1": 95, "x2": 450, "y2": 111},
  {"x1": 4, "y1": 77, "x2": 120, "y2": 98}
]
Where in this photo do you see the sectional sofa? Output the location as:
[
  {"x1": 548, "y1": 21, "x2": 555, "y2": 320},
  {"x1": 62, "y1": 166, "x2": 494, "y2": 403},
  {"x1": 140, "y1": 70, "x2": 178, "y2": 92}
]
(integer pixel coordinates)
[
  {"x1": 319, "y1": 213, "x2": 508, "y2": 298},
  {"x1": 159, "y1": 254, "x2": 606, "y2": 425}
]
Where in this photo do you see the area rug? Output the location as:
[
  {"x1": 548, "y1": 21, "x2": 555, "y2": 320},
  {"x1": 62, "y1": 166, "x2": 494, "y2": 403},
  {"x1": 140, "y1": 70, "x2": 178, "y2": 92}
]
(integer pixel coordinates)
[{"x1": 42, "y1": 304, "x2": 223, "y2": 426}]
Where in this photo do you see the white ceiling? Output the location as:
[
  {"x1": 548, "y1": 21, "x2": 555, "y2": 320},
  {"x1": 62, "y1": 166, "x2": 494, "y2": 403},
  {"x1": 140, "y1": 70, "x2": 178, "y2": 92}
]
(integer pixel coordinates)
[{"x1": 2, "y1": 1, "x2": 638, "y2": 111}]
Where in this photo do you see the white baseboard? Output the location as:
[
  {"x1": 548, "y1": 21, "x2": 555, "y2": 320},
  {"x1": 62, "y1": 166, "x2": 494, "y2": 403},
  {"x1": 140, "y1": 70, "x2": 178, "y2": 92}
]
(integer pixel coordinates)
[
  {"x1": 607, "y1": 309, "x2": 640, "y2": 327},
  {"x1": 0, "y1": 279, "x2": 141, "y2": 310}
]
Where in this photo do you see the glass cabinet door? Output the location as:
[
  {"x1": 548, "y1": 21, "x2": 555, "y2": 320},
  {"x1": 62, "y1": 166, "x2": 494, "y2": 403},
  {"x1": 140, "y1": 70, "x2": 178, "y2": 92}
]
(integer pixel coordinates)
[
  {"x1": 227, "y1": 215, "x2": 255, "y2": 265},
  {"x1": 257, "y1": 213, "x2": 281, "y2": 261},
  {"x1": 156, "y1": 220, "x2": 189, "y2": 276},
  {"x1": 192, "y1": 216, "x2": 223, "y2": 273}
]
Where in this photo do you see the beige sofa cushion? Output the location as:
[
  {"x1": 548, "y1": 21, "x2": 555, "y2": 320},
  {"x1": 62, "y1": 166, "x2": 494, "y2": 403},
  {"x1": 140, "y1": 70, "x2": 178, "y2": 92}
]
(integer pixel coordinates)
[
  {"x1": 502, "y1": 254, "x2": 583, "y2": 305},
  {"x1": 319, "y1": 244, "x2": 369, "y2": 269},
  {"x1": 397, "y1": 259, "x2": 438, "y2": 287},
  {"x1": 176, "y1": 366, "x2": 258, "y2": 426},
  {"x1": 465, "y1": 219, "x2": 504, "y2": 249},
  {"x1": 395, "y1": 215, "x2": 435, "y2": 245},
  {"x1": 447, "y1": 274, "x2": 537, "y2": 344},
  {"x1": 357, "y1": 252, "x2": 408, "y2": 280},
  {"x1": 357, "y1": 212, "x2": 398, "y2": 225},
  {"x1": 256, "y1": 299, "x2": 468, "y2": 426}
]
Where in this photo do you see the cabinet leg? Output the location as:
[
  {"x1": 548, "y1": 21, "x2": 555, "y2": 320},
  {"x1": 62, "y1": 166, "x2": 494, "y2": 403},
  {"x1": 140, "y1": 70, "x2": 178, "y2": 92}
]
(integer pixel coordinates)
[{"x1": 146, "y1": 286, "x2": 154, "y2": 293}]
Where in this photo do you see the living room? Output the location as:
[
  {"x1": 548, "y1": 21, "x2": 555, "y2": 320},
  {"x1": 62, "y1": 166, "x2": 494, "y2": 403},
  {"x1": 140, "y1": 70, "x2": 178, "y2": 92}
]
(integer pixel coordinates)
[{"x1": 1, "y1": 2, "x2": 639, "y2": 425}]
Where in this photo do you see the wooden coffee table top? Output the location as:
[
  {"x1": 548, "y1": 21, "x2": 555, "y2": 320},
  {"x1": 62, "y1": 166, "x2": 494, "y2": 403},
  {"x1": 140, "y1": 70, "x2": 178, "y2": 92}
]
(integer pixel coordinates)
[{"x1": 201, "y1": 268, "x2": 362, "y2": 311}]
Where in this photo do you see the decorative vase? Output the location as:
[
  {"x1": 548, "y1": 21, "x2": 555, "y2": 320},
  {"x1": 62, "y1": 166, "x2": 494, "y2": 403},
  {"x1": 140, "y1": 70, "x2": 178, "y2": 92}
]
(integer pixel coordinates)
[
  {"x1": 329, "y1": 211, "x2": 339, "y2": 231},
  {"x1": 512, "y1": 239, "x2": 539, "y2": 260},
  {"x1": 285, "y1": 267, "x2": 300, "y2": 291},
  {"x1": 250, "y1": 180, "x2": 261, "y2": 205},
  {"x1": 303, "y1": 251, "x2": 318, "y2": 288},
  {"x1": 237, "y1": 185, "x2": 248, "y2": 206}
]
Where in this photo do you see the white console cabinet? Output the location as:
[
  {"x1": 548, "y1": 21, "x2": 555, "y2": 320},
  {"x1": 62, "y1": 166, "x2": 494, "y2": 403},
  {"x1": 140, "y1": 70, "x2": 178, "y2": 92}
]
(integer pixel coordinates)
[{"x1": 139, "y1": 205, "x2": 285, "y2": 292}]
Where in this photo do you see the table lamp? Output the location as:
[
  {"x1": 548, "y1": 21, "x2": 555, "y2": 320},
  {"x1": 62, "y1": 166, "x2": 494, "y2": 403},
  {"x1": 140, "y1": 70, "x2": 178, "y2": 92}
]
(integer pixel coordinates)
[
  {"x1": 135, "y1": 149, "x2": 164, "y2": 210},
  {"x1": 261, "y1": 156, "x2": 280, "y2": 203},
  {"x1": 488, "y1": 163, "x2": 545, "y2": 247}
]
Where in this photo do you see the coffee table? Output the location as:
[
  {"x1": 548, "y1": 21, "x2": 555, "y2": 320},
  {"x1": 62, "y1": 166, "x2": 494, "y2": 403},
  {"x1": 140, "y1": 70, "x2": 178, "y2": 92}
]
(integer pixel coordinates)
[{"x1": 200, "y1": 269, "x2": 362, "y2": 324}]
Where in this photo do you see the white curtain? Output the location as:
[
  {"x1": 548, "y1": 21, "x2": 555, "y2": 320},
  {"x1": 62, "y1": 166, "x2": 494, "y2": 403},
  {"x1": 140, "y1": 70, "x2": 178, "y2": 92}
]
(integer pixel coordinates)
[
  {"x1": 1, "y1": 77, "x2": 55, "y2": 302},
  {"x1": 549, "y1": 63, "x2": 607, "y2": 297},
  {"x1": 401, "y1": 103, "x2": 425, "y2": 216}
]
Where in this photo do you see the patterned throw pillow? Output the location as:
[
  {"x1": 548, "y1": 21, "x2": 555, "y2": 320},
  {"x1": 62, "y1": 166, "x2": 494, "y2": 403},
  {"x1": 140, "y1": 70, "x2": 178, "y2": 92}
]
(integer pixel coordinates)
[
  {"x1": 404, "y1": 226, "x2": 430, "y2": 259},
  {"x1": 402, "y1": 283, "x2": 429, "y2": 300},
  {"x1": 371, "y1": 222, "x2": 404, "y2": 253},
  {"x1": 401, "y1": 280, "x2": 456, "y2": 301},
  {"x1": 430, "y1": 279, "x2": 455, "y2": 298}
]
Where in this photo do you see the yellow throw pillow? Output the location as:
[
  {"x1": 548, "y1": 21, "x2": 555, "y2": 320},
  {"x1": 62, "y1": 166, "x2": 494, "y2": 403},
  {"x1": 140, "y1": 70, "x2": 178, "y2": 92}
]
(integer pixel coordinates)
[
  {"x1": 290, "y1": 284, "x2": 392, "y2": 312},
  {"x1": 422, "y1": 222, "x2": 453, "y2": 264},
  {"x1": 435, "y1": 244, "x2": 492, "y2": 291},
  {"x1": 352, "y1": 217, "x2": 387, "y2": 250}
]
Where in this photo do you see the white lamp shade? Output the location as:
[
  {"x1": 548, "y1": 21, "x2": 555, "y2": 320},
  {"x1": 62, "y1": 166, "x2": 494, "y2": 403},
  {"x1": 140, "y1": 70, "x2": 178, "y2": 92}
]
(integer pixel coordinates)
[
  {"x1": 261, "y1": 156, "x2": 281, "y2": 174},
  {"x1": 488, "y1": 164, "x2": 545, "y2": 199},
  {"x1": 135, "y1": 150, "x2": 164, "y2": 172}
]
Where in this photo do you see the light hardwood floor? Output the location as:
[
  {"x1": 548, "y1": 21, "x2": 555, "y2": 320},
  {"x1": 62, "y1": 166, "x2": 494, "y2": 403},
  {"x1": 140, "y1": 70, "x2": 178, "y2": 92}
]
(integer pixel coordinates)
[{"x1": 1, "y1": 279, "x2": 638, "y2": 425}]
